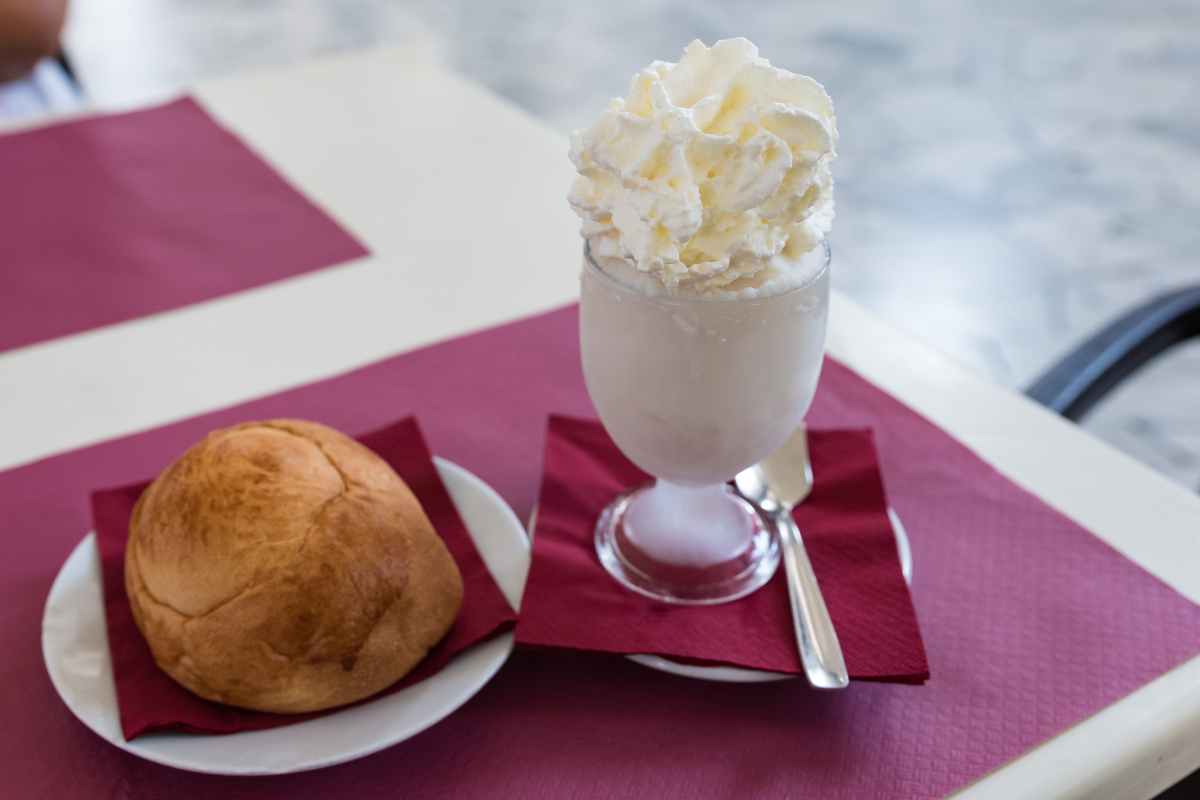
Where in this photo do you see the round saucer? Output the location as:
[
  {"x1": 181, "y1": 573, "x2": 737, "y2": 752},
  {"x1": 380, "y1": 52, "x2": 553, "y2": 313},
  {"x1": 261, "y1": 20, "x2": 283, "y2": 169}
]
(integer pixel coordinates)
[{"x1": 42, "y1": 458, "x2": 529, "y2": 775}]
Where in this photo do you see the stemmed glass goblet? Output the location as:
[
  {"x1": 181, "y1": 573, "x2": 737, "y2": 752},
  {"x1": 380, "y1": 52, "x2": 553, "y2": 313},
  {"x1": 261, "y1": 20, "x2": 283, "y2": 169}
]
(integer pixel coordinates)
[{"x1": 579, "y1": 242, "x2": 831, "y2": 604}]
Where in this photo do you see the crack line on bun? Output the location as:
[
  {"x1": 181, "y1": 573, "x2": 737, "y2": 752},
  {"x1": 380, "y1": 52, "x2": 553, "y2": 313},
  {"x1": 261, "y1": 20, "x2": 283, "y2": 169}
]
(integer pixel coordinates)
[
  {"x1": 127, "y1": 546, "x2": 191, "y2": 621},
  {"x1": 294, "y1": 497, "x2": 333, "y2": 557},
  {"x1": 258, "y1": 421, "x2": 352, "y2": 492}
]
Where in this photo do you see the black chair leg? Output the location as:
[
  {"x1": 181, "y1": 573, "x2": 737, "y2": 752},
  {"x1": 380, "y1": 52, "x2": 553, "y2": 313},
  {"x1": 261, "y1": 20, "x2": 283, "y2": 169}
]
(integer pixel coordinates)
[{"x1": 1026, "y1": 286, "x2": 1200, "y2": 422}]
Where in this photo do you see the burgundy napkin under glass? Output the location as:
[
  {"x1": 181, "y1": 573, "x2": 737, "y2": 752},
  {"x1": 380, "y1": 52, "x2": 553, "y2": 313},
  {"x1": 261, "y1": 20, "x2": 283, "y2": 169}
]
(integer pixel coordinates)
[
  {"x1": 91, "y1": 417, "x2": 516, "y2": 740},
  {"x1": 516, "y1": 415, "x2": 930, "y2": 682}
]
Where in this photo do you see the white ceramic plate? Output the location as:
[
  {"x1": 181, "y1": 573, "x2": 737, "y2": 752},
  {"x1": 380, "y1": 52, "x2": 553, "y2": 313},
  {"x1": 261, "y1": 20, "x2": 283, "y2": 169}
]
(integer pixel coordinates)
[
  {"x1": 628, "y1": 508, "x2": 914, "y2": 683},
  {"x1": 41, "y1": 457, "x2": 529, "y2": 776}
]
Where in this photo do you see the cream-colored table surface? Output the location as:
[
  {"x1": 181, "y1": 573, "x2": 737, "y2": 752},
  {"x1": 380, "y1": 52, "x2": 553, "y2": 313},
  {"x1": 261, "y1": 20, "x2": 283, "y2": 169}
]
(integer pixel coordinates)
[{"x1": 3, "y1": 46, "x2": 1199, "y2": 800}]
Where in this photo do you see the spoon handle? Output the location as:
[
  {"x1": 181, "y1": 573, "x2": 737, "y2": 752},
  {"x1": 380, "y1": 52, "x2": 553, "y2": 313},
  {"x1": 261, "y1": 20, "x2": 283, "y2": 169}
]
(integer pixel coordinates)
[{"x1": 778, "y1": 514, "x2": 849, "y2": 690}]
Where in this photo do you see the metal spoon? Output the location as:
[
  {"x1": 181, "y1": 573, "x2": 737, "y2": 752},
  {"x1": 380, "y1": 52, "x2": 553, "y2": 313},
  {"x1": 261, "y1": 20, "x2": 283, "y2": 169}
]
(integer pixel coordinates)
[{"x1": 735, "y1": 425, "x2": 849, "y2": 690}]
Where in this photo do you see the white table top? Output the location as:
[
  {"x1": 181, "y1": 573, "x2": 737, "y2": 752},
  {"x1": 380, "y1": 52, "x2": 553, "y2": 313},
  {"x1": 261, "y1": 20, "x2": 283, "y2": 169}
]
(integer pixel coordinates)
[{"x1": 3, "y1": 45, "x2": 1199, "y2": 799}]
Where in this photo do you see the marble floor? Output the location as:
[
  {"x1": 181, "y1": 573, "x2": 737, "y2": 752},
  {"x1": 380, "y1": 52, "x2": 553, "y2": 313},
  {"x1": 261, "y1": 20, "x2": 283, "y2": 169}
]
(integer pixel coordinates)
[{"x1": 21, "y1": 0, "x2": 1200, "y2": 489}]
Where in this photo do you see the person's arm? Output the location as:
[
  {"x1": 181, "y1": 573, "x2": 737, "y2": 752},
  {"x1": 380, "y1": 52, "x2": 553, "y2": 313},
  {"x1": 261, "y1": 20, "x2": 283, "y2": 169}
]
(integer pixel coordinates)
[{"x1": 0, "y1": 0, "x2": 68, "y2": 83}]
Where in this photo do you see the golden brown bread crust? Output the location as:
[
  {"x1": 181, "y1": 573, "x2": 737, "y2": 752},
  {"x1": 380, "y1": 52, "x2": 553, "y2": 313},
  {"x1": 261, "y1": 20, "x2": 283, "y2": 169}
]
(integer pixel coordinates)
[{"x1": 125, "y1": 419, "x2": 463, "y2": 713}]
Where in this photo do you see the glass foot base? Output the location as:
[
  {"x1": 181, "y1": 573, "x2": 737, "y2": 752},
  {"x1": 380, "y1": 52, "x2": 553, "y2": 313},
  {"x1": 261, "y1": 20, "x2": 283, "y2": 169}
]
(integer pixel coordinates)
[{"x1": 594, "y1": 482, "x2": 779, "y2": 605}]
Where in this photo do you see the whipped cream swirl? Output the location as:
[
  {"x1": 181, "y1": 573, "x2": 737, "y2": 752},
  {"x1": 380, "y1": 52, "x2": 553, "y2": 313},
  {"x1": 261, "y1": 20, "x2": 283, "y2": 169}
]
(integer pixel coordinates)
[{"x1": 569, "y1": 38, "x2": 837, "y2": 294}]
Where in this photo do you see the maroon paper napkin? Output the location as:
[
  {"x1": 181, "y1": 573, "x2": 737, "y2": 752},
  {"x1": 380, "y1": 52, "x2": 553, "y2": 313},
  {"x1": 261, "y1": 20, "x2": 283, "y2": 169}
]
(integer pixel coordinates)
[
  {"x1": 91, "y1": 417, "x2": 516, "y2": 740},
  {"x1": 0, "y1": 97, "x2": 366, "y2": 353},
  {"x1": 516, "y1": 415, "x2": 929, "y2": 682}
]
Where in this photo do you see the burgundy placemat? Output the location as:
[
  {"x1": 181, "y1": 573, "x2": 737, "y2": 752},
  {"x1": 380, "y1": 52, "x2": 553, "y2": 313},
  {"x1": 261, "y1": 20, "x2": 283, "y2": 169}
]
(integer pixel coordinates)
[
  {"x1": 7, "y1": 305, "x2": 1200, "y2": 798},
  {"x1": 92, "y1": 417, "x2": 517, "y2": 739},
  {"x1": 0, "y1": 97, "x2": 366, "y2": 353},
  {"x1": 517, "y1": 416, "x2": 928, "y2": 682}
]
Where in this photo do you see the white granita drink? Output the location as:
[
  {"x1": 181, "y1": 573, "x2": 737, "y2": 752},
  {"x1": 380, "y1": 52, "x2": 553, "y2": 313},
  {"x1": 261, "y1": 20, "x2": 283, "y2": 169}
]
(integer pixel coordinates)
[{"x1": 571, "y1": 38, "x2": 837, "y2": 604}]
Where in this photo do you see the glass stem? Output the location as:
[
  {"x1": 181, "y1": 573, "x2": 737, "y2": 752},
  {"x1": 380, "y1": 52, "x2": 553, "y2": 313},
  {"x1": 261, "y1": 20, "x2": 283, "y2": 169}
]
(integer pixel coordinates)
[{"x1": 648, "y1": 480, "x2": 729, "y2": 511}]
